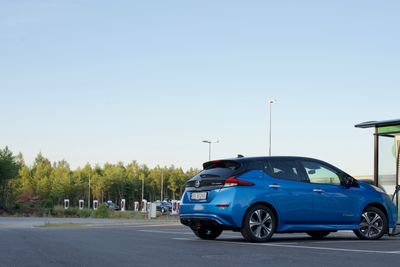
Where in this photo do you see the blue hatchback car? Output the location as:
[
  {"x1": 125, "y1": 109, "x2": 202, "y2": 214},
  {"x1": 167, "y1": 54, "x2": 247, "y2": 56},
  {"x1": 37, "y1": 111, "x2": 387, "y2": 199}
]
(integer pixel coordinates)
[{"x1": 180, "y1": 156, "x2": 397, "y2": 242}]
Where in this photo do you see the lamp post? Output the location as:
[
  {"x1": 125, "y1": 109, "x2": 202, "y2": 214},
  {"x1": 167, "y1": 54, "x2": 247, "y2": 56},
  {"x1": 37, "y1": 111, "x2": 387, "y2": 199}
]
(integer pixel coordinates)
[
  {"x1": 141, "y1": 176, "x2": 144, "y2": 202},
  {"x1": 88, "y1": 174, "x2": 91, "y2": 209},
  {"x1": 160, "y1": 171, "x2": 164, "y2": 201},
  {"x1": 268, "y1": 99, "x2": 275, "y2": 156},
  {"x1": 202, "y1": 140, "x2": 219, "y2": 161}
]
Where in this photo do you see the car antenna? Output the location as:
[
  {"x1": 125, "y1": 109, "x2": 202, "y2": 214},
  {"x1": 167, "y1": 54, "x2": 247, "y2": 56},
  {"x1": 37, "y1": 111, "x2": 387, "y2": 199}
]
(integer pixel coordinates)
[{"x1": 237, "y1": 154, "x2": 244, "y2": 158}]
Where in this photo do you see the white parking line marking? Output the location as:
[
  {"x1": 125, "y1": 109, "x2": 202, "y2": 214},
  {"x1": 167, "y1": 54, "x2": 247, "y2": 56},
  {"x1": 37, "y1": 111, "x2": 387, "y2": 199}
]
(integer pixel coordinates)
[
  {"x1": 173, "y1": 238, "x2": 297, "y2": 245},
  {"x1": 173, "y1": 238, "x2": 400, "y2": 255},
  {"x1": 308, "y1": 239, "x2": 400, "y2": 244}
]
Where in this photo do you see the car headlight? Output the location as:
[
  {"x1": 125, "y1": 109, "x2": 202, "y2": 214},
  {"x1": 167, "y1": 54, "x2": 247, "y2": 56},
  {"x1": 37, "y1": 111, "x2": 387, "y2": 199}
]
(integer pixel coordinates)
[{"x1": 371, "y1": 185, "x2": 386, "y2": 194}]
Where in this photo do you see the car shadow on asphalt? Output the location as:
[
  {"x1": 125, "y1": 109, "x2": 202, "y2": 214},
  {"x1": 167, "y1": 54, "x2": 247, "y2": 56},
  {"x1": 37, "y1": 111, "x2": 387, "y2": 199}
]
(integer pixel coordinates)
[{"x1": 215, "y1": 236, "x2": 365, "y2": 244}]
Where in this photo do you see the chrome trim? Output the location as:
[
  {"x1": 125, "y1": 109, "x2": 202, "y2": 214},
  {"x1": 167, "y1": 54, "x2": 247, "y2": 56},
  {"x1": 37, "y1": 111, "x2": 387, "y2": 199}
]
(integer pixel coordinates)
[
  {"x1": 313, "y1": 188, "x2": 324, "y2": 193},
  {"x1": 269, "y1": 184, "x2": 281, "y2": 189}
]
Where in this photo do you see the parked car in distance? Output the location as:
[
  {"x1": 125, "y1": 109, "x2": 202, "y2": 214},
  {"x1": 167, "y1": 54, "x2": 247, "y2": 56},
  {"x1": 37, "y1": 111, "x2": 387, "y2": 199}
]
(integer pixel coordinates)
[
  {"x1": 180, "y1": 156, "x2": 397, "y2": 242},
  {"x1": 105, "y1": 201, "x2": 120, "y2": 211},
  {"x1": 155, "y1": 200, "x2": 172, "y2": 214}
]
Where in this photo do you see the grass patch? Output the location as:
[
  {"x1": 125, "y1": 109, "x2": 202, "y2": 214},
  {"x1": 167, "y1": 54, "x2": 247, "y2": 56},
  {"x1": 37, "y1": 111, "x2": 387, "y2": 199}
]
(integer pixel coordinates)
[
  {"x1": 1, "y1": 205, "x2": 181, "y2": 220},
  {"x1": 91, "y1": 204, "x2": 110, "y2": 218}
]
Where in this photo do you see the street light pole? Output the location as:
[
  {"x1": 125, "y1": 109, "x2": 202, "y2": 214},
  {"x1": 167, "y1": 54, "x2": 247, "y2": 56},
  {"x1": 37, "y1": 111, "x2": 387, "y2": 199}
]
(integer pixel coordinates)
[
  {"x1": 161, "y1": 171, "x2": 164, "y2": 201},
  {"x1": 268, "y1": 100, "x2": 275, "y2": 156},
  {"x1": 202, "y1": 140, "x2": 219, "y2": 161},
  {"x1": 141, "y1": 176, "x2": 144, "y2": 201},
  {"x1": 88, "y1": 174, "x2": 91, "y2": 209}
]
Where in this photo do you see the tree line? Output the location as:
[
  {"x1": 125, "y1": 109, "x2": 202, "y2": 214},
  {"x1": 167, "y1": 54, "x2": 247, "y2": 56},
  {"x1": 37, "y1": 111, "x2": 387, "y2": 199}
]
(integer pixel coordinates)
[{"x1": 0, "y1": 146, "x2": 199, "y2": 209}]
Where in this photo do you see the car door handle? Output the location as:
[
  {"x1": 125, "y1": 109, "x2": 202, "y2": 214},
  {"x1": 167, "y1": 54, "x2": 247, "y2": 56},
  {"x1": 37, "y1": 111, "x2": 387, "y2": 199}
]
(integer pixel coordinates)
[
  {"x1": 313, "y1": 188, "x2": 325, "y2": 193},
  {"x1": 269, "y1": 184, "x2": 281, "y2": 189}
]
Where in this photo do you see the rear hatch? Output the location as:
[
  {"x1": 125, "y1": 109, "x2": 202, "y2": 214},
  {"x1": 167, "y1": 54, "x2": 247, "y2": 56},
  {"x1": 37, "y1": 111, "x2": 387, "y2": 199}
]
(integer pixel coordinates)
[{"x1": 185, "y1": 160, "x2": 245, "y2": 191}]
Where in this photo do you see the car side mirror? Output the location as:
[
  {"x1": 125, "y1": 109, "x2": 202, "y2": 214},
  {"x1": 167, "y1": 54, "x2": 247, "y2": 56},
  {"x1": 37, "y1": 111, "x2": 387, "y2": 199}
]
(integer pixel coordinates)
[{"x1": 343, "y1": 176, "x2": 356, "y2": 188}]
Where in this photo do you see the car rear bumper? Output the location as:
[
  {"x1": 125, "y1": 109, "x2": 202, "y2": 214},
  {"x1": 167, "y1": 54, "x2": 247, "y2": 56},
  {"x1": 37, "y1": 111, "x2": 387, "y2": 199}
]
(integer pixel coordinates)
[
  {"x1": 180, "y1": 213, "x2": 237, "y2": 230},
  {"x1": 180, "y1": 187, "x2": 242, "y2": 228}
]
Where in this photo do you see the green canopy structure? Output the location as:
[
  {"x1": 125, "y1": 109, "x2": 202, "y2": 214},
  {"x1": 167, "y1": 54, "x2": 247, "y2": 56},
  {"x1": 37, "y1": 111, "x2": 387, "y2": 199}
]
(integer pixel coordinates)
[{"x1": 355, "y1": 119, "x2": 400, "y2": 222}]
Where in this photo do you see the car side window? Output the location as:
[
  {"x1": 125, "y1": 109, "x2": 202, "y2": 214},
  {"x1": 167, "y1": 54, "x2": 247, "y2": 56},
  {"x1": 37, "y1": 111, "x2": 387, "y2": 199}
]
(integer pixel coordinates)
[
  {"x1": 301, "y1": 160, "x2": 341, "y2": 185},
  {"x1": 267, "y1": 160, "x2": 302, "y2": 181},
  {"x1": 247, "y1": 161, "x2": 268, "y2": 173}
]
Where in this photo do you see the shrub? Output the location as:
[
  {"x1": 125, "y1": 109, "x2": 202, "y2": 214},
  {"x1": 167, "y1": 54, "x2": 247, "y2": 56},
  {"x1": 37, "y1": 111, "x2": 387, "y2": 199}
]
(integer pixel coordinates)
[
  {"x1": 77, "y1": 209, "x2": 93, "y2": 218},
  {"x1": 42, "y1": 199, "x2": 54, "y2": 210},
  {"x1": 11, "y1": 203, "x2": 21, "y2": 210},
  {"x1": 91, "y1": 204, "x2": 110, "y2": 218}
]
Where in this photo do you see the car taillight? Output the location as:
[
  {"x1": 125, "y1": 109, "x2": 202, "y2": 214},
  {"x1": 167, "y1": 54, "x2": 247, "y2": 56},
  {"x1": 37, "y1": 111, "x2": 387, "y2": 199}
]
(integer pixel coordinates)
[{"x1": 223, "y1": 176, "x2": 254, "y2": 187}]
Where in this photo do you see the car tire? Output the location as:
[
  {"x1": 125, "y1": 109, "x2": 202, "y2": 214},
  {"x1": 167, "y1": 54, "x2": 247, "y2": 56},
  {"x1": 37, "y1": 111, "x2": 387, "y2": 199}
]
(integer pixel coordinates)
[
  {"x1": 241, "y1": 205, "x2": 276, "y2": 242},
  {"x1": 192, "y1": 226, "x2": 223, "y2": 240},
  {"x1": 353, "y1": 207, "x2": 387, "y2": 240},
  {"x1": 306, "y1": 231, "x2": 331, "y2": 239}
]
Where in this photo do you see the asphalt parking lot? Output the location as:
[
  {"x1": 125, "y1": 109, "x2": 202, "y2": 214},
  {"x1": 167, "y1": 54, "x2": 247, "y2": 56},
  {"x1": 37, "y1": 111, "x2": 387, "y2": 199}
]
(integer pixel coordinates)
[{"x1": 0, "y1": 219, "x2": 399, "y2": 267}]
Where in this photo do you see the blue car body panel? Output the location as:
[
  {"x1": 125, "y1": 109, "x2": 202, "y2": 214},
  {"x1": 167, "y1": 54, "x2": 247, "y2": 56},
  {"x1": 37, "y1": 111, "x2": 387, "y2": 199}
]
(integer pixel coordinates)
[{"x1": 180, "y1": 157, "x2": 398, "y2": 234}]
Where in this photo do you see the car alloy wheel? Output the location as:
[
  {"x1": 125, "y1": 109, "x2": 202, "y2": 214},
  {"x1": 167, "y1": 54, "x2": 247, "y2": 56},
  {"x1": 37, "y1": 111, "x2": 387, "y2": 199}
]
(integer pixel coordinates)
[
  {"x1": 250, "y1": 209, "x2": 272, "y2": 239},
  {"x1": 360, "y1": 211, "x2": 383, "y2": 238},
  {"x1": 354, "y1": 207, "x2": 387, "y2": 240},
  {"x1": 241, "y1": 205, "x2": 275, "y2": 242}
]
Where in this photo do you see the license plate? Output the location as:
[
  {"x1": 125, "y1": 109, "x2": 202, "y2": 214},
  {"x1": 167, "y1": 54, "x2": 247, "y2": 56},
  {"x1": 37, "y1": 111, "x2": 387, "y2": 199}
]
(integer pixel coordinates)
[{"x1": 191, "y1": 192, "x2": 208, "y2": 200}]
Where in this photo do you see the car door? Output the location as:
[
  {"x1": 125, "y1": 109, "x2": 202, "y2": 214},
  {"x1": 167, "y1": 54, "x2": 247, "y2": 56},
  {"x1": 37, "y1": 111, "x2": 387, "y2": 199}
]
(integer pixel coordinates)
[
  {"x1": 298, "y1": 159, "x2": 361, "y2": 225},
  {"x1": 264, "y1": 159, "x2": 313, "y2": 225}
]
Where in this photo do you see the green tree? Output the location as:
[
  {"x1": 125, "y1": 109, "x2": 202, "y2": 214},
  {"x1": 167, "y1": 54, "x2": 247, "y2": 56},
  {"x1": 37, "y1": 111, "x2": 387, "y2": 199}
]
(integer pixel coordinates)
[
  {"x1": 9, "y1": 157, "x2": 32, "y2": 204},
  {"x1": 3, "y1": 149, "x2": 199, "y2": 209},
  {"x1": 31, "y1": 153, "x2": 53, "y2": 201},
  {"x1": 0, "y1": 147, "x2": 21, "y2": 207},
  {"x1": 91, "y1": 165, "x2": 105, "y2": 203},
  {"x1": 125, "y1": 161, "x2": 141, "y2": 208},
  {"x1": 168, "y1": 167, "x2": 185, "y2": 200},
  {"x1": 50, "y1": 160, "x2": 72, "y2": 205}
]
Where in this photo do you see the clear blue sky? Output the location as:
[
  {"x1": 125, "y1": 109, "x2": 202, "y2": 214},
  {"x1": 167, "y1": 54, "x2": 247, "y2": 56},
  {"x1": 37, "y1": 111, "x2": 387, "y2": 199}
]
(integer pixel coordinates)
[{"x1": 1, "y1": 0, "x2": 399, "y2": 175}]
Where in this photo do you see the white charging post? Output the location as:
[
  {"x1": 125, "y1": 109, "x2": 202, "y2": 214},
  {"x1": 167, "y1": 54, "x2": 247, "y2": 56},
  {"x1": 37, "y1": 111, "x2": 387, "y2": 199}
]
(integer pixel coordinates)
[
  {"x1": 134, "y1": 201, "x2": 139, "y2": 212},
  {"x1": 93, "y1": 200, "x2": 99, "y2": 210},
  {"x1": 121, "y1": 199, "x2": 126, "y2": 212},
  {"x1": 147, "y1": 202, "x2": 157, "y2": 219},
  {"x1": 177, "y1": 201, "x2": 181, "y2": 214},
  {"x1": 171, "y1": 200, "x2": 178, "y2": 215},
  {"x1": 141, "y1": 199, "x2": 147, "y2": 212},
  {"x1": 64, "y1": 199, "x2": 69, "y2": 210},
  {"x1": 79, "y1": 200, "x2": 84, "y2": 210}
]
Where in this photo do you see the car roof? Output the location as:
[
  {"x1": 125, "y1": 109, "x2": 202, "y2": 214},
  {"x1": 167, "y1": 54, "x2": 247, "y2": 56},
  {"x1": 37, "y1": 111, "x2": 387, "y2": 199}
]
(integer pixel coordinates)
[
  {"x1": 202, "y1": 156, "x2": 351, "y2": 178},
  {"x1": 214, "y1": 156, "x2": 323, "y2": 162}
]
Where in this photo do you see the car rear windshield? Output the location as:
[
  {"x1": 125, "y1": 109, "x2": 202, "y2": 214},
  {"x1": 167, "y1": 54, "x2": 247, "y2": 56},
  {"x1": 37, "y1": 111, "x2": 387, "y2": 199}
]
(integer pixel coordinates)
[
  {"x1": 203, "y1": 160, "x2": 241, "y2": 170},
  {"x1": 186, "y1": 160, "x2": 243, "y2": 188}
]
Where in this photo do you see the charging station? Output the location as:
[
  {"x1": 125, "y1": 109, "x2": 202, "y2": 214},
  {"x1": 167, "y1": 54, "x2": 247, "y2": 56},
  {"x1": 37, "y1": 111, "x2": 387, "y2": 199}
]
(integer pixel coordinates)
[
  {"x1": 121, "y1": 199, "x2": 126, "y2": 212},
  {"x1": 141, "y1": 199, "x2": 147, "y2": 212},
  {"x1": 171, "y1": 200, "x2": 180, "y2": 215},
  {"x1": 93, "y1": 200, "x2": 99, "y2": 210},
  {"x1": 79, "y1": 200, "x2": 84, "y2": 210},
  {"x1": 64, "y1": 199, "x2": 69, "y2": 210},
  {"x1": 134, "y1": 201, "x2": 139, "y2": 212},
  {"x1": 355, "y1": 118, "x2": 400, "y2": 228}
]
